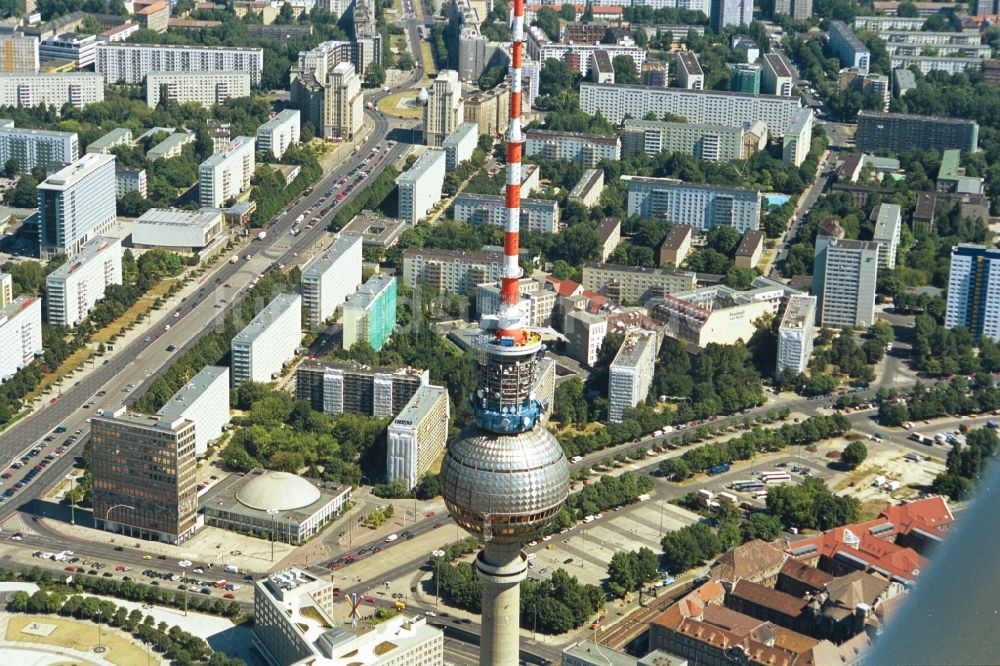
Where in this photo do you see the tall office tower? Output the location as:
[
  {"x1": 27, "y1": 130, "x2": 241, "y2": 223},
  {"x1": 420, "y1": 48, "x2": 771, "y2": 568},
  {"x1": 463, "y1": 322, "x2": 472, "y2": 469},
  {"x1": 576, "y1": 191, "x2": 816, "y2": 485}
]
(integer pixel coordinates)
[
  {"x1": 813, "y1": 232, "x2": 879, "y2": 328},
  {"x1": 91, "y1": 408, "x2": 198, "y2": 544},
  {"x1": 608, "y1": 330, "x2": 657, "y2": 423},
  {"x1": 325, "y1": 62, "x2": 363, "y2": 140},
  {"x1": 424, "y1": 70, "x2": 464, "y2": 147},
  {"x1": 776, "y1": 294, "x2": 816, "y2": 377},
  {"x1": 711, "y1": 0, "x2": 753, "y2": 33},
  {"x1": 440, "y1": 1, "x2": 569, "y2": 663},
  {"x1": 0, "y1": 35, "x2": 39, "y2": 73},
  {"x1": 300, "y1": 233, "x2": 363, "y2": 330},
  {"x1": 37, "y1": 153, "x2": 117, "y2": 260},
  {"x1": 944, "y1": 244, "x2": 1000, "y2": 340}
]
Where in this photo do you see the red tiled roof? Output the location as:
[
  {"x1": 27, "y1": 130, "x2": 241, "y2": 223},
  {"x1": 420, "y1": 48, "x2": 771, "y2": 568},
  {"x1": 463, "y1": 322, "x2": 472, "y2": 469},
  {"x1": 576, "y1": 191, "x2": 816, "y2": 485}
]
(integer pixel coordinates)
[{"x1": 880, "y1": 495, "x2": 953, "y2": 540}]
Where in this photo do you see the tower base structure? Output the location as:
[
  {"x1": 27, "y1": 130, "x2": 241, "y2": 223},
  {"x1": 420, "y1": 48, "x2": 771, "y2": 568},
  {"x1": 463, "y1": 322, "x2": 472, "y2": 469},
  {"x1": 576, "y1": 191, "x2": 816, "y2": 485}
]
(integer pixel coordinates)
[{"x1": 475, "y1": 541, "x2": 527, "y2": 666}]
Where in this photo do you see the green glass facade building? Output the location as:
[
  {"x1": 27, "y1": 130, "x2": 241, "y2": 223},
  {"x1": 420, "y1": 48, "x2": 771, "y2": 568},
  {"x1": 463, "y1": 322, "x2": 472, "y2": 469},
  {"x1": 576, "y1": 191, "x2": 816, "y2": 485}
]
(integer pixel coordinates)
[
  {"x1": 343, "y1": 274, "x2": 397, "y2": 351},
  {"x1": 730, "y1": 63, "x2": 761, "y2": 94}
]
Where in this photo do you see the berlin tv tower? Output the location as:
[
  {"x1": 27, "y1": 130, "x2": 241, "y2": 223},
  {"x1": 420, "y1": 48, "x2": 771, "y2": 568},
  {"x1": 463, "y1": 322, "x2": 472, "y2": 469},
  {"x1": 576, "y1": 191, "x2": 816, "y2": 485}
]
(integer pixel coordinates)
[{"x1": 439, "y1": 0, "x2": 570, "y2": 663}]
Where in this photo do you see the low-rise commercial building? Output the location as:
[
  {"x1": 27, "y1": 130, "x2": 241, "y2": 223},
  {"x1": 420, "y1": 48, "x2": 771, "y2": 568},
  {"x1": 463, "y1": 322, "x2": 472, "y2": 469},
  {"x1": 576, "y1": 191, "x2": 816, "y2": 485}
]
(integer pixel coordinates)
[
  {"x1": 659, "y1": 224, "x2": 693, "y2": 267},
  {"x1": 39, "y1": 32, "x2": 97, "y2": 69},
  {"x1": 295, "y1": 359, "x2": 429, "y2": 417},
  {"x1": 396, "y1": 149, "x2": 446, "y2": 224},
  {"x1": 0, "y1": 122, "x2": 77, "y2": 173},
  {"x1": 340, "y1": 210, "x2": 407, "y2": 253},
  {"x1": 568, "y1": 168, "x2": 604, "y2": 207},
  {"x1": 608, "y1": 330, "x2": 657, "y2": 423},
  {"x1": 198, "y1": 136, "x2": 255, "y2": 208},
  {"x1": 343, "y1": 274, "x2": 397, "y2": 352},
  {"x1": 301, "y1": 234, "x2": 363, "y2": 330},
  {"x1": 453, "y1": 192, "x2": 561, "y2": 234},
  {"x1": 0, "y1": 295, "x2": 42, "y2": 381},
  {"x1": 146, "y1": 71, "x2": 251, "y2": 108},
  {"x1": 231, "y1": 293, "x2": 302, "y2": 386},
  {"x1": 0, "y1": 72, "x2": 103, "y2": 110},
  {"x1": 45, "y1": 235, "x2": 122, "y2": 326},
  {"x1": 625, "y1": 176, "x2": 761, "y2": 234},
  {"x1": 524, "y1": 129, "x2": 621, "y2": 166},
  {"x1": 386, "y1": 385, "x2": 449, "y2": 490},
  {"x1": 157, "y1": 366, "x2": 229, "y2": 457},
  {"x1": 132, "y1": 208, "x2": 224, "y2": 252},
  {"x1": 648, "y1": 283, "x2": 781, "y2": 348},
  {"x1": 776, "y1": 294, "x2": 816, "y2": 377},
  {"x1": 583, "y1": 262, "x2": 697, "y2": 304}
]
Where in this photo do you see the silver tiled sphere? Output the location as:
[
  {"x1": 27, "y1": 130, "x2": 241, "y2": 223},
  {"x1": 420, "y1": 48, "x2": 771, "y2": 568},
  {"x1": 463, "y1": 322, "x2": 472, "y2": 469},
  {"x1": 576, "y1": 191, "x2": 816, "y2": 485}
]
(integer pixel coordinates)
[{"x1": 440, "y1": 426, "x2": 569, "y2": 545}]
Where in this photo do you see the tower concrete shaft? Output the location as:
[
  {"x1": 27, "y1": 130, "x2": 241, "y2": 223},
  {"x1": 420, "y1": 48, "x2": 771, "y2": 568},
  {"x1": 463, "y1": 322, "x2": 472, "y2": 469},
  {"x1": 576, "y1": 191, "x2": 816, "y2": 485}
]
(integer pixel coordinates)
[{"x1": 476, "y1": 541, "x2": 528, "y2": 666}]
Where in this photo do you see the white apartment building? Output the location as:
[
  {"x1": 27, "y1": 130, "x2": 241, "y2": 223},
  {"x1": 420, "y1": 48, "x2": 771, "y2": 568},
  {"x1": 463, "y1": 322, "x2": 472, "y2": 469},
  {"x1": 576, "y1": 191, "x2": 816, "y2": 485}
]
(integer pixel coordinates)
[
  {"x1": 453, "y1": 193, "x2": 561, "y2": 234},
  {"x1": 300, "y1": 233, "x2": 363, "y2": 330},
  {"x1": 676, "y1": 51, "x2": 704, "y2": 90},
  {"x1": 386, "y1": 385, "x2": 449, "y2": 490},
  {"x1": 0, "y1": 72, "x2": 103, "y2": 110},
  {"x1": 872, "y1": 203, "x2": 902, "y2": 270},
  {"x1": 625, "y1": 175, "x2": 761, "y2": 233},
  {"x1": 565, "y1": 310, "x2": 607, "y2": 367},
  {"x1": 424, "y1": 70, "x2": 464, "y2": 148},
  {"x1": 608, "y1": 330, "x2": 657, "y2": 423},
  {"x1": 476, "y1": 276, "x2": 558, "y2": 326},
  {"x1": 580, "y1": 83, "x2": 803, "y2": 137},
  {"x1": 776, "y1": 295, "x2": 816, "y2": 378},
  {"x1": 38, "y1": 153, "x2": 117, "y2": 259},
  {"x1": 890, "y1": 55, "x2": 984, "y2": 75},
  {"x1": 782, "y1": 107, "x2": 814, "y2": 167},
  {"x1": 156, "y1": 365, "x2": 229, "y2": 457},
  {"x1": 761, "y1": 53, "x2": 794, "y2": 96},
  {"x1": 396, "y1": 149, "x2": 446, "y2": 224},
  {"x1": 146, "y1": 71, "x2": 251, "y2": 108},
  {"x1": 253, "y1": 569, "x2": 443, "y2": 666},
  {"x1": 526, "y1": 28, "x2": 646, "y2": 76},
  {"x1": 569, "y1": 169, "x2": 605, "y2": 207},
  {"x1": 231, "y1": 292, "x2": 302, "y2": 386},
  {"x1": 0, "y1": 295, "x2": 42, "y2": 382},
  {"x1": 0, "y1": 272, "x2": 11, "y2": 307},
  {"x1": 442, "y1": 122, "x2": 478, "y2": 170},
  {"x1": 0, "y1": 123, "x2": 77, "y2": 174},
  {"x1": 524, "y1": 129, "x2": 621, "y2": 166},
  {"x1": 87, "y1": 128, "x2": 132, "y2": 154},
  {"x1": 45, "y1": 235, "x2": 122, "y2": 327},
  {"x1": 622, "y1": 119, "x2": 746, "y2": 162},
  {"x1": 256, "y1": 109, "x2": 301, "y2": 159},
  {"x1": 813, "y1": 237, "x2": 879, "y2": 328},
  {"x1": 402, "y1": 247, "x2": 503, "y2": 293},
  {"x1": 853, "y1": 15, "x2": 926, "y2": 31},
  {"x1": 0, "y1": 35, "x2": 39, "y2": 73},
  {"x1": 95, "y1": 43, "x2": 264, "y2": 85},
  {"x1": 39, "y1": 32, "x2": 97, "y2": 68},
  {"x1": 198, "y1": 136, "x2": 255, "y2": 208},
  {"x1": 132, "y1": 208, "x2": 224, "y2": 252},
  {"x1": 115, "y1": 167, "x2": 146, "y2": 198},
  {"x1": 582, "y1": 262, "x2": 697, "y2": 303},
  {"x1": 325, "y1": 62, "x2": 363, "y2": 139}
]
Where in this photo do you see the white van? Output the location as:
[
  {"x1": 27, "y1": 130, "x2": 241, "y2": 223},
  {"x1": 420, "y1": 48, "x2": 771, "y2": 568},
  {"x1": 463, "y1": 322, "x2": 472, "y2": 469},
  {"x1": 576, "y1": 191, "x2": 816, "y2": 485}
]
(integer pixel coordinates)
[
  {"x1": 385, "y1": 534, "x2": 399, "y2": 542},
  {"x1": 224, "y1": 565, "x2": 239, "y2": 574}
]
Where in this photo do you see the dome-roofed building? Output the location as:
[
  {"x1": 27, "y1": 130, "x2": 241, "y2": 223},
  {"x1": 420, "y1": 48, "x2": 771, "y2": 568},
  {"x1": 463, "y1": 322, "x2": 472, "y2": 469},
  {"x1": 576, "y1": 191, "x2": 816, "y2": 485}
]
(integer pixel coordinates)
[{"x1": 201, "y1": 468, "x2": 351, "y2": 544}]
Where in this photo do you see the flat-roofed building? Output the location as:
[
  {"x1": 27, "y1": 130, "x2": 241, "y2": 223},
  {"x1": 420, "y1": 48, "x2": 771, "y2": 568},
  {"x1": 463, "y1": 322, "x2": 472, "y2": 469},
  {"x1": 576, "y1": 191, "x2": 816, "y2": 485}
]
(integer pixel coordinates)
[
  {"x1": 463, "y1": 83, "x2": 509, "y2": 136},
  {"x1": 301, "y1": 233, "x2": 363, "y2": 330},
  {"x1": 0, "y1": 295, "x2": 42, "y2": 381},
  {"x1": 0, "y1": 72, "x2": 103, "y2": 110},
  {"x1": 872, "y1": 203, "x2": 902, "y2": 269},
  {"x1": 565, "y1": 310, "x2": 608, "y2": 366},
  {"x1": 91, "y1": 407, "x2": 198, "y2": 544},
  {"x1": 569, "y1": 168, "x2": 604, "y2": 207},
  {"x1": 829, "y1": 20, "x2": 870, "y2": 73},
  {"x1": 476, "y1": 275, "x2": 557, "y2": 327},
  {"x1": 38, "y1": 153, "x2": 117, "y2": 259},
  {"x1": 96, "y1": 42, "x2": 263, "y2": 85},
  {"x1": 146, "y1": 131, "x2": 193, "y2": 160},
  {"x1": 524, "y1": 129, "x2": 621, "y2": 166},
  {"x1": 641, "y1": 60, "x2": 669, "y2": 87},
  {"x1": 115, "y1": 167, "x2": 146, "y2": 198},
  {"x1": 386, "y1": 385, "x2": 449, "y2": 489},
  {"x1": 854, "y1": 15, "x2": 926, "y2": 31},
  {"x1": 0, "y1": 272, "x2": 11, "y2": 307},
  {"x1": 231, "y1": 293, "x2": 302, "y2": 386},
  {"x1": 622, "y1": 119, "x2": 747, "y2": 162},
  {"x1": 442, "y1": 122, "x2": 478, "y2": 170},
  {"x1": 253, "y1": 570, "x2": 443, "y2": 666},
  {"x1": 396, "y1": 149, "x2": 446, "y2": 224},
  {"x1": 146, "y1": 71, "x2": 251, "y2": 109},
  {"x1": 659, "y1": 224, "x2": 693, "y2": 267},
  {"x1": 340, "y1": 210, "x2": 407, "y2": 252},
  {"x1": 581, "y1": 83, "x2": 803, "y2": 137},
  {"x1": 608, "y1": 330, "x2": 657, "y2": 423},
  {"x1": 343, "y1": 274, "x2": 397, "y2": 352},
  {"x1": 0, "y1": 36, "x2": 39, "y2": 73},
  {"x1": 583, "y1": 262, "x2": 697, "y2": 303},
  {"x1": 157, "y1": 366, "x2": 229, "y2": 457},
  {"x1": 45, "y1": 235, "x2": 122, "y2": 326},
  {"x1": 135, "y1": 0, "x2": 169, "y2": 32},
  {"x1": 676, "y1": 51, "x2": 704, "y2": 89},
  {"x1": 734, "y1": 229, "x2": 764, "y2": 268},
  {"x1": 132, "y1": 208, "x2": 224, "y2": 252},
  {"x1": 761, "y1": 52, "x2": 794, "y2": 96},
  {"x1": 590, "y1": 49, "x2": 615, "y2": 83},
  {"x1": 776, "y1": 294, "x2": 816, "y2": 377},
  {"x1": 813, "y1": 234, "x2": 879, "y2": 328},
  {"x1": 625, "y1": 176, "x2": 761, "y2": 234},
  {"x1": 86, "y1": 127, "x2": 130, "y2": 155},
  {"x1": 402, "y1": 247, "x2": 503, "y2": 294},
  {"x1": 325, "y1": 61, "x2": 363, "y2": 140},
  {"x1": 254, "y1": 109, "x2": 300, "y2": 160},
  {"x1": 453, "y1": 192, "x2": 561, "y2": 234},
  {"x1": 0, "y1": 123, "x2": 77, "y2": 173},
  {"x1": 856, "y1": 111, "x2": 979, "y2": 154},
  {"x1": 199, "y1": 136, "x2": 255, "y2": 208},
  {"x1": 648, "y1": 283, "x2": 782, "y2": 348},
  {"x1": 39, "y1": 32, "x2": 96, "y2": 69},
  {"x1": 295, "y1": 359, "x2": 429, "y2": 417},
  {"x1": 783, "y1": 107, "x2": 814, "y2": 167}
]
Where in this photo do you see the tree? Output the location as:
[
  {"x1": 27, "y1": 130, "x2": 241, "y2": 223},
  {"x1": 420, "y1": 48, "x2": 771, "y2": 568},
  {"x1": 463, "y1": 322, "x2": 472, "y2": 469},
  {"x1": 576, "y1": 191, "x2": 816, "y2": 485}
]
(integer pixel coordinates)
[
  {"x1": 4, "y1": 158, "x2": 19, "y2": 176},
  {"x1": 741, "y1": 513, "x2": 782, "y2": 542},
  {"x1": 533, "y1": 8, "x2": 560, "y2": 40},
  {"x1": 841, "y1": 441, "x2": 868, "y2": 468},
  {"x1": 364, "y1": 63, "x2": 386, "y2": 87},
  {"x1": 723, "y1": 265, "x2": 756, "y2": 290},
  {"x1": 707, "y1": 226, "x2": 743, "y2": 256},
  {"x1": 4, "y1": 260, "x2": 45, "y2": 295},
  {"x1": 612, "y1": 55, "x2": 639, "y2": 84},
  {"x1": 559, "y1": 3, "x2": 576, "y2": 20},
  {"x1": 5, "y1": 175, "x2": 37, "y2": 207},
  {"x1": 414, "y1": 473, "x2": 440, "y2": 500}
]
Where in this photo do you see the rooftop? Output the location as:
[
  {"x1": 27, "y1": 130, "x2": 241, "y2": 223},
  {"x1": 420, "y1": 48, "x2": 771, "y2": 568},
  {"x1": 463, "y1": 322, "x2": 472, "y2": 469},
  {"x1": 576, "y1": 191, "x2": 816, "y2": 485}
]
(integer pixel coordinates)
[
  {"x1": 779, "y1": 295, "x2": 817, "y2": 330},
  {"x1": 710, "y1": 539, "x2": 787, "y2": 584},
  {"x1": 525, "y1": 128, "x2": 620, "y2": 146},
  {"x1": 232, "y1": 293, "x2": 300, "y2": 346},
  {"x1": 596, "y1": 217, "x2": 620, "y2": 243},
  {"x1": 340, "y1": 211, "x2": 406, "y2": 247},
  {"x1": 396, "y1": 149, "x2": 445, "y2": 184},
  {"x1": 200, "y1": 136, "x2": 254, "y2": 169},
  {"x1": 157, "y1": 366, "x2": 228, "y2": 420},
  {"x1": 344, "y1": 274, "x2": 395, "y2": 311},
  {"x1": 135, "y1": 208, "x2": 222, "y2": 230},
  {"x1": 298, "y1": 359, "x2": 429, "y2": 382},
  {"x1": 623, "y1": 175, "x2": 760, "y2": 195},
  {"x1": 611, "y1": 330, "x2": 656, "y2": 369},
  {"x1": 454, "y1": 192, "x2": 558, "y2": 210},
  {"x1": 47, "y1": 236, "x2": 119, "y2": 281},
  {"x1": 569, "y1": 168, "x2": 604, "y2": 199},
  {"x1": 203, "y1": 469, "x2": 349, "y2": 525},
  {"x1": 403, "y1": 247, "x2": 503, "y2": 263},
  {"x1": 831, "y1": 20, "x2": 869, "y2": 52},
  {"x1": 591, "y1": 49, "x2": 614, "y2": 73},
  {"x1": 778, "y1": 558, "x2": 833, "y2": 591},
  {"x1": 0, "y1": 294, "x2": 38, "y2": 324},
  {"x1": 938, "y1": 148, "x2": 961, "y2": 180},
  {"x1": 390, "y1": 384, "x2": 447, "y2": 427},
  {"x1": 147, "y1": 132, "x2": 194, "y2": 157},
  {"x1": 858, "y1": 110, "x2": 977, "y2": 126},
  {"x1": 302, "y1": 234, "x2": 363, "y2": 279},
  {"x1": 787, "y1": 107, "x2": 813, "y2": 134},
  {"x1": 94, "y1": 407, "x2": 190, "y2": 433},
  {"x1": 731, "y1": 579, "x2": 809, "y2": 618},
  {"x1": 98, "y1": 41, "x2": 262, "y2": 54},
  {"x1": 85, "y1": 128, "x2": 131, "y2": 152},
  {"x1": 735, "y1": 230, "x2": 764, "y2": 257},
  {"x1": 39, "y1": 153, "x2": 114, "y2": 190},
  {"x1": 660, "y1": 224, "x2": 693, "y2": 251},
  {"x1": 442, "y1": 122, "x2": 478, "y2": 148},
  {"x1": 676, "y1": 50, "x2": 703, "y2": 75},
  {"x1": 873, "y1": 203, "x2": 902, "y2": 240}
]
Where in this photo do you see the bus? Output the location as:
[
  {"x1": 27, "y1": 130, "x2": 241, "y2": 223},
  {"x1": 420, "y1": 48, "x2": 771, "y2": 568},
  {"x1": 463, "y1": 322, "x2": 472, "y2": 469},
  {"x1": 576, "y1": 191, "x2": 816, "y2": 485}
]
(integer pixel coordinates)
[
  {"x1": 717, "y1": 491, "x2": 739, "y2": 504},
  {"x1": 731, "y1": 480, "x2": 764, "y2": 492},
  {"x1": 752, "y1": 490, "x2": 769, "y2": 500},
  {"x1": 761, "y1": 472, "x2": 791, "y2": 484}
]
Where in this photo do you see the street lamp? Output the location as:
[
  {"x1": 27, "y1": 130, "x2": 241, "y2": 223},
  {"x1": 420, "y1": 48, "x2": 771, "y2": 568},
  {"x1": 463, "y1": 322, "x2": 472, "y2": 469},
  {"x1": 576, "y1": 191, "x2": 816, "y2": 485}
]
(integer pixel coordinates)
[
  {"x1": 95, "y1": 610, "x2": 102, "y2": 649},
  {"x1": 105, "y1": 504, "x2": 136, "y2": 537},
  {"x1": 267, "y1": 508, "x2": 279, "y2": 562}
]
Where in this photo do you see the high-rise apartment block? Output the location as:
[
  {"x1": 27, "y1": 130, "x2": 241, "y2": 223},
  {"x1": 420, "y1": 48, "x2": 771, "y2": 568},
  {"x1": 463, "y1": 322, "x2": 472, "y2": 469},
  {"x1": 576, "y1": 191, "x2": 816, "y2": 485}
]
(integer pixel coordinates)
[
  {"x1": 711, "y1": 0, "x2": 753, "y2": 32},
  {"x1": 581, "y1": 83, "x2": 803, "y2": 136},
  {"x1": 145, "y1": 71, "x2": 251, "y2": 109},
  {"x1": 295, "y1": 359, "x2": 429, "y2": 417},
  {"x1": 524, "y1": 129, "x2": 621, "y2": 166},
  {"x1": 453, "y1": 193, "x2": 561, "y2": 234},
  {"x1": 424, "y1": 70, "x2": 464, "y2": 147},
  {"x1": 156, "y1": 365, "x2": 229, "y2": 458},
  {"x1": 813, "y1": 235, "x2": 879, "y2": 328},
  {"x1": 0, "y1": 35, "x2": 39, "y2": 73},
  {"x1": 0, "y1": 295, "x2": 42, "y2": 381},
  {"x1": 397, "y1": 149, "x2": 446, "y2": 224},
  {"x1": 45, "y1": 235, "x2": 122, "y2": 327},
  {"x1": 0, "y1": 122, "x2": 77, "y2": 174},
  {"x1": 774, "y1": 0, "x2": 812, "y2": 19},
  {"x1": 300, "y1": 233, "x2": 363, "y2": 330},
  {"x1": 828, "y1": 21, "x2": 870, "y2": 74},
  {"x1": 730, "y1": 63, "x2": 761, "y2": 94},
  {"x1": 0, "y1": 72, "x2": 103, "y2": 110},
  {"x1": 0, "y1": 272, "x2": 11, "y2": 307},
  {"x1": 872, "y1": 203, "x2": 902, "y2": 270},
  {"x1": 608, "y1": 330, "x2": 657, "y2": 423},
  {"x1": 676, "y1": 51, "x2": 704, "y2": 90},
  {"x1": 776, "y1": 294, "x2": 817, "y2": 378},
  {"x1": 387, "y1": 385, "x2": 450, "y2": 489},
  {"x1": 38, "y1": 153, "x2": 117, "y2": 259},
  {"x1": 91, "y1": 408, "x2": 198, "y2": 544},
  {"x1": 442, "y1": 122, "x2": 479, "y2": 170},
  {"x1": 402, "y1": 247, "x2": 503, "y2": 294},
  {"x1": 625, "y1": 176, "x2": 762, "y2": 233},
  {"x1": 95, "y1": 43, "x2": 263, "y2": 85},
  {"x1": 343, "y1": 274, "x2": 397, "y2": 352},
  {"x1": 945, "y1": 244, "x2": 1000, "y2": 340},
  {"x1": 761, "y1": 53, "x2": 794, "y2": 96},
  {"x1": 198, "y1": 136, "x2": 255, "y2": 208},
  {"x1": 783, "y1": 107, "x2": 814, "y2": 167},
  {"x1": 325, "y1": 62, "x2": 363, "y2": 140},
  {"x1": 256, "y1": 109, "x2": 301, "y2": 159},
  {"x1": 231, "y1": 293, "x2": 302, "y2": 386},
  {"x1": 622, "y1": 119, "x2": 747, "y2": 162},
  {"x1": 856, "y1": 111, "x2": 979, "y2": 154}
]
